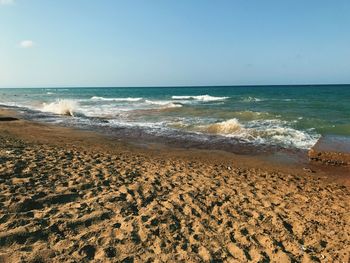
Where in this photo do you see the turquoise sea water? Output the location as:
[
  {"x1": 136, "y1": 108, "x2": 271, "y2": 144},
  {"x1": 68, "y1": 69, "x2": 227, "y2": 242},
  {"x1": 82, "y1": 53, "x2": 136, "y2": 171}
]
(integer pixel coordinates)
[{"x1": 1, "y1": 85, "x2": 349, "y2": 150}]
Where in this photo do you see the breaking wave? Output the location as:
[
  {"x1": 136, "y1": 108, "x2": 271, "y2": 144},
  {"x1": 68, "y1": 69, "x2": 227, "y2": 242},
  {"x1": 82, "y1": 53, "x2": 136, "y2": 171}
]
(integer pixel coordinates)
[
  {"x1": 196, "y1": 118, "x2": 319, "y2": 149},
  {"x1": 42, "y1": 100, "x2": 77, "y2": 116},
  {"x1": 172, "y1": 95, "x2": 229, "y2": 101},
  {"x1": 204, "y1": 119, "x2": 242, "y2": 134},
  {"x1": 91, "y1": 96, "x2": 143, "y2": 102}
]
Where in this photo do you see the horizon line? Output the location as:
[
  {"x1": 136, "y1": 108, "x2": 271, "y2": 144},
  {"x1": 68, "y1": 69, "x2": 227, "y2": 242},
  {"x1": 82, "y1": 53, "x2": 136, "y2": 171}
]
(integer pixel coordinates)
[{"x1": 1, "y1": 83, "x2": 350, "y2": 89}]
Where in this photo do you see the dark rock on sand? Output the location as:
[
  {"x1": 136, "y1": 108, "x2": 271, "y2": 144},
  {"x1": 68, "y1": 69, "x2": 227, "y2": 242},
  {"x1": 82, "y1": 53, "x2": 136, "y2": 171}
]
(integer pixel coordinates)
[
  {"x1": 104, "y1": 246, "x2": 117, "y2": 258},
  {"x1": 80, "y1": 245, "x2": 96, "y2": 260},
  {"x1": 10, "y1": 198, "x2": 42, "y2": 212},
  {"x1": 0, "y1": 117, "x2": 18, "y2": 122}
]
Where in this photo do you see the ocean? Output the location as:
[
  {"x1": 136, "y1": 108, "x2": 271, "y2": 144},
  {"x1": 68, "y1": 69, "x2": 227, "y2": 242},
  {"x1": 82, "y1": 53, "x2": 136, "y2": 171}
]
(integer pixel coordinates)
[{"x1": 1, "y1": 85, "x2": 349, "y2": 152}]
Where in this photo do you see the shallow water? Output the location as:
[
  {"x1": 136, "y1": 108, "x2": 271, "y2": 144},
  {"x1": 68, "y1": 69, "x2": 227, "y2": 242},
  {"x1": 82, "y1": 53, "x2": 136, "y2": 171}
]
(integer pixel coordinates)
[{"x1": 0, "y1": 85, "x2": 349, "y2": 150}]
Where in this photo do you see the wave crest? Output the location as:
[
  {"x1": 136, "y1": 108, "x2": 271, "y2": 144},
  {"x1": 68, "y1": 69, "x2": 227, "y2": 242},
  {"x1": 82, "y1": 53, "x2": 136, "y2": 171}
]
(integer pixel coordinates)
[
  {"x1": 195, "y1": 118, "x2": 319, "y2": 149},
  {"x1": 42, "y1": 100, "x2": 77, "y2": 116},
  {"x1": 172, "y1": 95, "x2": 229, "y2": 101},
  {"x1": 205, "y1": 119, "x2": 242, "y2": 134},
  {"x1": 91, "y1": 96, "x2": 143, "y2": 102}
]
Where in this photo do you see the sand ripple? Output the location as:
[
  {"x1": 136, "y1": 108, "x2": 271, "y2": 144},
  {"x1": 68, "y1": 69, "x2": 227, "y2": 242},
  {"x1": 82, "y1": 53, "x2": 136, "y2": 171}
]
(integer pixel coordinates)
[{"x1": 0, "y1": 136, "x2": 349, "y2": 262}]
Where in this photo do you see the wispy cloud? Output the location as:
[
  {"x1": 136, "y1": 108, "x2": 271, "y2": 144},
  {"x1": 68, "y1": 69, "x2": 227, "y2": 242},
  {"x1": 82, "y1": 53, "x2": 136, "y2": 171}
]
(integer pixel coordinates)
[
  {"x1": 0, "y1": 0, "x2": 15, "y2": 5},
  {"x1": 19, "y1": 40, "x2": 35, "y2": 48}
]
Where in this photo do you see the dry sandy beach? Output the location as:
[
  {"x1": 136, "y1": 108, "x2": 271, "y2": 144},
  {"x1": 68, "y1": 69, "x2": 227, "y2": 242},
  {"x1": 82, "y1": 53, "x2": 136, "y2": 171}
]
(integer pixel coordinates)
[{"x1": 0, "y1": 109, "x2": 349, "y2": 263}]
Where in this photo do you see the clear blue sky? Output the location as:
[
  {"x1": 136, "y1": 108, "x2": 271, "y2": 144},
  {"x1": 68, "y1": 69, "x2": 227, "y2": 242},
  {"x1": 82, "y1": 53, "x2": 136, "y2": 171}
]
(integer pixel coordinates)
[{"x1": 1, "y1": 0, "x2": 350, "y2": 87}]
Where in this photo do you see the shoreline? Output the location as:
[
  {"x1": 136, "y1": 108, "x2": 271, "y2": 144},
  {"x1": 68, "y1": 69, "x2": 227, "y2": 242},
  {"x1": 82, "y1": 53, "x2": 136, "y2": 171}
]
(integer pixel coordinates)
[
  {"x1": 1, "y1": 107, "x2": 349, "y2": 187},
  {"x1": 0, "y1": 107, "x2": 349, "y2": 262}
]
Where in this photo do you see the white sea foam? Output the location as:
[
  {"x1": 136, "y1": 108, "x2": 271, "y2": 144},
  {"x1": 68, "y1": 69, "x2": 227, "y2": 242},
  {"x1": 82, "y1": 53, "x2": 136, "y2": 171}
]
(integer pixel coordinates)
[
  {"x1": 80, "y1": 99, "x2": 182, "y2": 117},
  {"x1": 196, "y1": 118, "x2": 319, "y2": 149},
  {"x1": 172, "y1": 95, "x2": 229, "y2": 101},
  {"x1": 42, "y1": 100, "x2": 77, "y2": 116},
  {"x1": 91, "y1": 96, "x2": 143, "y2": 102},
  {"x1": 249, "y1": 121, "x2": 319, "y2": 149},
  {"x1": 144, "y1": 100, "x2": 182, "y2": 108},
  {"x1": 204, "y1": 118, "x2": 242, "y2": 134}
]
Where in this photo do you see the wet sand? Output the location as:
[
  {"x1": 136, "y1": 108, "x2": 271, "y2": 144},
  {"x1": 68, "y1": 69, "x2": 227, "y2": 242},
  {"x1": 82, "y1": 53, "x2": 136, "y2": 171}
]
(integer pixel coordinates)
[
  {"x1": 0, "y1": 108, "x2": 349, "y2": 262},
  {"x1": 309, "y1": 135, "x2": 350, "y2": 166}
]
